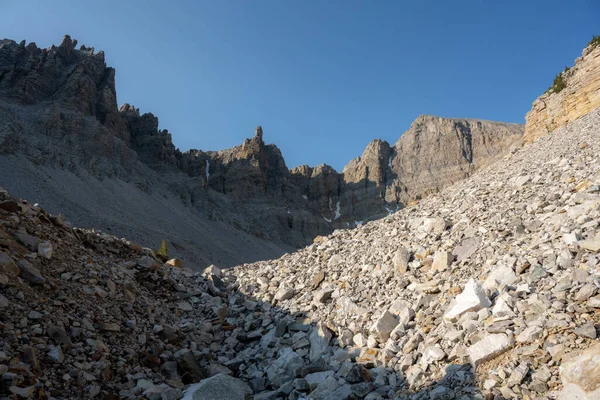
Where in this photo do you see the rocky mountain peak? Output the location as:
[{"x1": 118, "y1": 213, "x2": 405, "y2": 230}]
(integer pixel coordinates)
[
  {"x1": 254, "y1": 125, "x2": 263, "y2": 140},
  {"x1": 57, "y1": 34, "x2": 77, "y2": 59},
  {"x1": 1, "y1": 35, "x2": 525, "y2": 266}
]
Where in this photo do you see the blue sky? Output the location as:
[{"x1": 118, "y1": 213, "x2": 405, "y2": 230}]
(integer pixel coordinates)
[{"x1": 2, "y1": 1, "x2": 598, "y2": 170}]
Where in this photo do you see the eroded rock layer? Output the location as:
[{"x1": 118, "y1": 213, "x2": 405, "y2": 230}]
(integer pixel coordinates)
[{"x1": 524, "y1": 43, "x2": 600, "y2": 143}]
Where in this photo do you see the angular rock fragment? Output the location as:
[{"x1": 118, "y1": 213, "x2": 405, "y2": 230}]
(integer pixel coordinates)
[
  {"x1": 274, "y1": 285, "x2": 295, "y2": 302},
  {"x1": 453, "y1": 237, "x2": 480, "y2": 262},
  {"x1": 370, "y1": 310, "x2": 399, "y2": 342},
  {"x1": 467, "y1": 333, "x2": 513, "y2": 367},
  {"x1": 182, "y1": 373, "x2": 252, "y2": 400},
  {"x1": 444, "y1": 279, "x2": 491, "y2": 322},
  {"x1": 579, "y1": 235, "x2": 600, "y2": 252},
  {"x1": 432, "y1": 250, "x2": 453, "y2": 272},
  {"x1": 18, "y1": 260, "x2": 45, "y2": 284},
  {"x1": 393, "y1": 247, "x2": 410, "y2": 273},
  {"x1": 37, "y1": 241, "x2": 53, "y2": 259},
  {"x1": 516, "y1": 325, "x2": 543, "y2": 343},
  {"x1": 0, "y1": 252, "x2": 20, "y2": 276},
  {"x1": 558, "y1": 345, "x2": 600, "y2": 400},
  {"x1": 483, "y1": 264, "x2": 517, "y2": 290},
  {"x1": 309, "y1": 323, "x2": 332, "y2": 363}
]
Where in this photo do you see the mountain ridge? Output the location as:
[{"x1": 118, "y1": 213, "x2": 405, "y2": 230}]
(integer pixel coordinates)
[{"x1": 0, "y1": 35, "x2": 524, "y2": 268}]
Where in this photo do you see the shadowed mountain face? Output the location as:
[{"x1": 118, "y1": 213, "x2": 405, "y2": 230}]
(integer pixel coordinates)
[{"x1": 0, "y1": 35, "x2": 524, "y2": 268}]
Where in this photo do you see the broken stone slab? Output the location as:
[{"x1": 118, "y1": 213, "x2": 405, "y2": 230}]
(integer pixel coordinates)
[
  {"x1": 265, "y1": 347, "x2": 303, "y2": 387},
  {"x1": 182, "y1": 373, "x2": 252, "y2": 400},
  {"x1": 0, "y1": 294, "x2": 8, "y2": 308},
  {"x1": 202, "y1": 264, "x2": 223, "y2": 278},
  {"x1": 491, "y1": 294, "x2": 514, "y2": 316},
  {"x1": 178, "y1": 301, "x2": 193, "y2": 312},
  {"x1": 9, "y1": 386, "x2": 35, "y2": 399},
  {"x1": 420, "y1": 346, "x2": 446, "y2": 367},
  {"x1": 307, "y1": 375, "x2": 341, "y2": 400},
  {"x1": 304, "y1": 370, "x2": 335, "y2": 390},
  {"x1": 274, "y1": 285, "x2": 295, "y2": 302},
  {"x1": 176, "y1": 349, "x2": 206, "y2": 384},
  {"x1": 137, "y1": 255, "x2": 157, "y2": 269},
  {"x1": 444, "y1": 279, "x2": 491, "y2": 322},
  {"x1": 467, "y1": 333, "x2": 513, "y2": 367},
  {"x1": 393, "y1": 247, "x2": 410, "y2": 273},
  {"x1": 313, "y1": 287, "x2": 334, "y2": 303},
  {"x1": 309, "y1": 323, "x2": 332, "y2": 363},
  {"x1": 432, "y1": 250, "x2": 453, "y2": 272},
  {"x1": 453, "y1": 237, "x2": 480, "y2": 262},
  {"x1": 37, "y1": 242, "x2": 53, "y2": 259},
  {"x1": 14, "y1": 228, "x2": 40, "y2": 250},
  {"x1": 422, "y1": 217, "x2": 447, "y2": 234},
  {"x1": 579, "y1": 235, "x2": 600, "y2": 252},
  {"x1": 0, "y1": 200, "x2": 21, "y2": 213},
  {"x1": 512, "y1": 175, "x2": 531, "y2": 187},
  {"x1": 483, "y1": 264, "x2": 517, "y2": 291},
  {"x1": 312, "y1": 270, "x2": 325, "y2": 289},
  {"x1": 337, "y1": 296, "x2": 368, "y2": 316},
  {"x1": 506, "y1": 363, "x2": 529, "y2": 386},
  {"x1": 18, "y1": 260, "x2": 45, "y2": 285},
  {"x1": 563, "y1": 232, "x2": 581, "y2": 245},
  {"x1": 516, "y1": 325, "x2": 543, "y2": 343},
  {"x1": 165, "y1": 258, "x2": 183, "y2": 268},
  {"x1": 0, "y1": 252, "x2": 20, "y2": 276},
  {"x1": 558, "y1": 344, "x2": 600, "y2": 400},
  {"x1": 573, "y1": 324, "x2": 597, "y2": 339},
  {"x1": 369, "y1": 310, "x2": 399, "y2": 342}
]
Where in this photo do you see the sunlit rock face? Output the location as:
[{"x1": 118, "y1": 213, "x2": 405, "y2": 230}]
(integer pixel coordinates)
[{"x1": 524, "y1": 43, "x2": 600, "y2": 143}]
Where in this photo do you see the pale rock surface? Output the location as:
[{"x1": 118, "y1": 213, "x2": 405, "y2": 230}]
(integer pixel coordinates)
[
  {"x1": 558, "y1": 345, "x2": 600, "y2": 400},
  {"x1": 182, "y1": 373, "x2": 252, "y2": 400},
  {"x1": 482, "y1": 264, "x2": 517, "y2": 290},
  {"x1": 444, "y1": 279, "x2": 491, "y2": 322},
  {"x1": 467, "y1": 334, "x2": 513, "y2": 367},
  {"x1": 370, "y1": 311, "x2": 399, "y2": 342},
  {"x1": 525, "y1": 43, "x2": 600, "y2": 143}
]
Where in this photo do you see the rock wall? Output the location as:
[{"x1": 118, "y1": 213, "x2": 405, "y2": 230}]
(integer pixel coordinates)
[
  {"x1": 390, "y1": 115, "x2": 524, "y2": 201},
  {"x1": 524, "y1": 43, "x2": 600, "y2": 143},
  {"x1": 0, "y1": 35, "x2": 524, "y2": 265}
]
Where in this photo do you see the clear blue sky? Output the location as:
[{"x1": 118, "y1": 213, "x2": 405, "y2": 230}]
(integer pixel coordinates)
[{"x1": 2, "y1": 1, "x2": 598, "y2": 170}]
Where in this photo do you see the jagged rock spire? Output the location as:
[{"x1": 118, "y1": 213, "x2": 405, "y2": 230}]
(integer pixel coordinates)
[{"x1": 254, "y1": 126, "x2": 263, "y2": 140}]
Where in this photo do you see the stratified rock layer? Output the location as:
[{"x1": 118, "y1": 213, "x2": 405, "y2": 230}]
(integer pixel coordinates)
[{"x1": 524, "y1": 43, "x2": 600, "y2": 143}]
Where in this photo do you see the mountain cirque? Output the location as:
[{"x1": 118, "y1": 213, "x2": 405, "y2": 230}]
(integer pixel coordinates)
[
  {"x1": 0, "y1": 32, "x2": 599, "y2": 400},
  {"x1": 0, "y1": 107, "x2": 599, "y2": 399},
  {"x1": 0, "y1": 35, "x2": 523, "y2": 269}
]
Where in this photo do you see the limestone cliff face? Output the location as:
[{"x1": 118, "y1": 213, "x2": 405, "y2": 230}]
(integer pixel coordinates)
[
  {"x1": 390, "y1": 116, "x2": 524, "y2": 201},
  {"x1": 341, "y1": 139, "x2": 394, "y2": 221},
  {"x1": 524, "y1": 43, "x2": 600, "y2": 143},
  {"x1": 0, "y1": 35, "x2": 525, "y2": 261}
]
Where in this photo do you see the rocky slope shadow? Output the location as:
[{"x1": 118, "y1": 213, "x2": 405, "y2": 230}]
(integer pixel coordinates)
[{"x1": 0, "y1": 36, "x2": 523, "y2": 269}]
